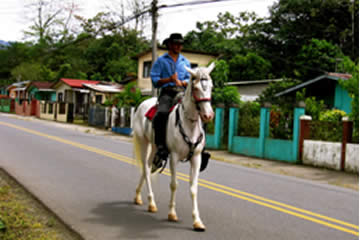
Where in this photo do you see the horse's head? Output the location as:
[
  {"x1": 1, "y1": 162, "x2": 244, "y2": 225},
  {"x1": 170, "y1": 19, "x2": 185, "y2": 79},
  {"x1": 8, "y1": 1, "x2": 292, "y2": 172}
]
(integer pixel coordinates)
[{"x1": 185, "y1": 62, "x2": 215, "y2": 123}]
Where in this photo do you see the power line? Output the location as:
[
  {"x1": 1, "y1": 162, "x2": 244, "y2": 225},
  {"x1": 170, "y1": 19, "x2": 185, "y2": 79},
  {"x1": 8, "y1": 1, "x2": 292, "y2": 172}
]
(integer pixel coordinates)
[{"x1": 158, "y1": 0, "x2": 238, "y2": 9}]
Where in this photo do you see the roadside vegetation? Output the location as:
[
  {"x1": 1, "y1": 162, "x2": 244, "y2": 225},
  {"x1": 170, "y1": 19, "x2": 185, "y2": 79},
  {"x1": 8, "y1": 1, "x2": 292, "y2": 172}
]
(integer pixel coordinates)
[{"x1": 0, "y1": 169, "x2": 82, "y2": 240}]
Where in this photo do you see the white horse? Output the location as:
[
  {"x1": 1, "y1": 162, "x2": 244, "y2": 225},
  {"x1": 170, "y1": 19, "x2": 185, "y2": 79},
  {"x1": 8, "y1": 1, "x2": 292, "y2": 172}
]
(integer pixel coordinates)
[{"x1": 132, "y1": 63, "x2": 215, "y2": 231}]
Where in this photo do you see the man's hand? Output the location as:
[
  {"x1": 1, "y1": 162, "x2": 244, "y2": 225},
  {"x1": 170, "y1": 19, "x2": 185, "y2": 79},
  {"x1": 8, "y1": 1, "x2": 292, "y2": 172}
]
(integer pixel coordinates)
[{"x1": 170, "y1": 73, "x2": 183, "y2": 87}]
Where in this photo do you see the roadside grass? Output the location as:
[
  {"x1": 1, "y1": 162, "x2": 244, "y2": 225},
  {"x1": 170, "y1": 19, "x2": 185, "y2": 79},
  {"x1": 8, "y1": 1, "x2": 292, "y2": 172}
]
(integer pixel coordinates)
[{"x1": 0, "y1": 169, "x2": 82, "y2": 240}]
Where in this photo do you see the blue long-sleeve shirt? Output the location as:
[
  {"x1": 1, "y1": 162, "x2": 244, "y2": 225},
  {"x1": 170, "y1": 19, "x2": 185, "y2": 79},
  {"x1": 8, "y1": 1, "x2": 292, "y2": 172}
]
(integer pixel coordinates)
[{"x1": 150, "y1": 53, "x2": 191, "y2": 88}]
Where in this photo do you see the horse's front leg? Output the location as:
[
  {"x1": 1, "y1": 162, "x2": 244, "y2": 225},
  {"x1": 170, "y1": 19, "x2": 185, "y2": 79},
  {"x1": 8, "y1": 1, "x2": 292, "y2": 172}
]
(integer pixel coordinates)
[
  {"x1": 145, "y1": 145, "x2": 158, "y2": 213},
  {"x1": 190, "y1": 153, "x2": 206, "y2": 231},
  {"x1": 168, "y1": 152, "x2": 179, "y2": 222}
]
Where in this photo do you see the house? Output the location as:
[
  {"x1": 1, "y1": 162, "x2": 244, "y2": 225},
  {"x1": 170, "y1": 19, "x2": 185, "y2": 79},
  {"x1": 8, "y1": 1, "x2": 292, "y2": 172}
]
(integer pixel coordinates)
[
  {"x1": 0, "y1": 86, "x2": 7, "y2": 95},
  {"x1": 27, "y1": 81, "x2": 56, "y2": 101},
  {"x1": 225, "y1": 79, "x2": 283, "y2": 102},
  {"x1": 51, "y1": 78, "x2": 99, "y2": 118},
  {"x1": 135, "y1": 47, "x2": 218, "y2": 94},
  {"x1": 275, "y1": 73, "x2": 352, "y2": 113},
  {"x1": 82, "y1": 82, "x2": 123, "y2": 105},
  {"x1": 6, "y1": 81, "x2": 31, "y2": 100}
]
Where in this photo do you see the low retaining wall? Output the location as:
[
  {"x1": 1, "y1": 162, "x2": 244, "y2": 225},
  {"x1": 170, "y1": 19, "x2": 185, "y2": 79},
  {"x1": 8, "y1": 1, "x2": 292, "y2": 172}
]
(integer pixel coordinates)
[
  {"x1": 303, "y1": 140, "x2": 342, "y2": 170},
  {"x1": 300, "y1": 116, "x2": 358, "y2": 173},
  {"x1": 345, "y1": 144, "x2": 359, "y2": 173}
]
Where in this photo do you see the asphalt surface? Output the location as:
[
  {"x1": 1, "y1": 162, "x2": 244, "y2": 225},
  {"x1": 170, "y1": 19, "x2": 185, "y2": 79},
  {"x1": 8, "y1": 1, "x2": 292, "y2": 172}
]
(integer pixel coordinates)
[{"x1": 0, "y1": 113, "x2": 358, "y2": 240}]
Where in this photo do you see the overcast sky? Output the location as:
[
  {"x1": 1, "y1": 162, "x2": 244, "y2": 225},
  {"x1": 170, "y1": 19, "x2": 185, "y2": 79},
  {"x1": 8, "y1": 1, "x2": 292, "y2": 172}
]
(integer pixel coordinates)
[{"x1": 0, "y1": 0, "x2": 276, "y2": 42}]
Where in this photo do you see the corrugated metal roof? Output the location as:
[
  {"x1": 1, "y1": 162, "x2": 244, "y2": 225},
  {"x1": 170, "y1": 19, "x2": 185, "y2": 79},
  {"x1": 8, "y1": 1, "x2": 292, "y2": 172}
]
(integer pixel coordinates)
[
  {"x1": 225, "y1": 79, "x2": 283, "y2": 85},
  {"x1": 275, "y1": 73, "x2": 352, "y2": 97},
  {"x1": 82, "y1": 83, "x2": 123, "y2": 93},
  {"x1": 30, "y1": 81, "x2": 54, "y2": 89}
]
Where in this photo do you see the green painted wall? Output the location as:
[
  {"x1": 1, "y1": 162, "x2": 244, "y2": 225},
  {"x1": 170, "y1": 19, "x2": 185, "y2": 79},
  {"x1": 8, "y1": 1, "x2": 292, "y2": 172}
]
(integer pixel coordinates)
[
  {"x1": 228, "y1": 107, "x2": 305, "y2": 163},
  {"x1": 206, "y1": 108, "x2": 225, "y2": 149},
  {"x1": 334, "y1": 84, "x2": 352, "y2": 114}
]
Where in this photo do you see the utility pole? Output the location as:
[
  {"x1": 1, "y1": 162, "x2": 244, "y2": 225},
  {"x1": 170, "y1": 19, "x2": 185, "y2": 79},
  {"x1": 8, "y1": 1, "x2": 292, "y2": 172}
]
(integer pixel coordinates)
[
  {"x1": 351, "y1": 0, "x2": 355, "y2": 59},
  {"x1": 151, "y1": 0, "x2": 158, "y2": 97}
]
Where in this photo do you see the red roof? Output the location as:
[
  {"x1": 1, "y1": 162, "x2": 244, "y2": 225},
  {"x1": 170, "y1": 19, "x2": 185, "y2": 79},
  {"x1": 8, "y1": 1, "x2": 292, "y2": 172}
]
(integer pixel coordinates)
[{"x1": 60, "y1": 78, "x2": 100, "y2": 88}]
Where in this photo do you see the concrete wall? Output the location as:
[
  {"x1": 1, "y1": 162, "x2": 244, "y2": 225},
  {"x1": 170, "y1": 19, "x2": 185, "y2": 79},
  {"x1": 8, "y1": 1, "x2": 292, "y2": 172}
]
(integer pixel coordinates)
[
  {"x1": 57, "y1": 103, "x2": 69, "y2": 122},
  {"x1": 345, "y1": 144, "x2": 359, "y2": 173},
  {"x1": 303, "y1": 140, "x2": 342, "y2": 170},
  {"x1": 39, "y1": 101, "x2": 56, "y2": 121}
]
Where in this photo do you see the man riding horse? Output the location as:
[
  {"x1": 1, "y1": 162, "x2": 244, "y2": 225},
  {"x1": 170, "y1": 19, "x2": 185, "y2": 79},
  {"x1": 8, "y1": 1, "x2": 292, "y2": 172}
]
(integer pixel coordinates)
[{"x1": 150, "y1": 33, "x2": 210, "y2": 171}]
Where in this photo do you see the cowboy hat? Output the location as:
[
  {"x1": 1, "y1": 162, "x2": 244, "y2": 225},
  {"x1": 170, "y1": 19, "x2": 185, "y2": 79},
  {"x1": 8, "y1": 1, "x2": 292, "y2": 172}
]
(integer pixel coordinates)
[{"x1": 162, "y1": 33, "x2": 184, "y2": 46}]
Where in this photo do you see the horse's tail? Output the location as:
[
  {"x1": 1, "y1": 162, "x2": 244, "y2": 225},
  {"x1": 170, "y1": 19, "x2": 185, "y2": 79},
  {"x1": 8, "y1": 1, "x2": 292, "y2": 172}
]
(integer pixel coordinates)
[{"x1": 133, "y1": 133, "x2": 143, "y2": 171}]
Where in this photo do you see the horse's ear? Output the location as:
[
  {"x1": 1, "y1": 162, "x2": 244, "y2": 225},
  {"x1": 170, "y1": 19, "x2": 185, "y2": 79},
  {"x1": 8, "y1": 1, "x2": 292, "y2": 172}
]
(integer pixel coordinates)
[
  {"x1": 185, "y1": 66, "x2": 197, "y2": 77},
  {"x1": 206, "y1": 62, "x2": 215, "y2": 74}
]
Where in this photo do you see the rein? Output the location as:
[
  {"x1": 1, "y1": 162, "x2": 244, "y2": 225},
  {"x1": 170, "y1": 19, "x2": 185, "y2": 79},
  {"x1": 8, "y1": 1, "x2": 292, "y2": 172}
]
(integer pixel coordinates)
[{"x1": 175, "y1": 105, "x2": 203, "y2": 162}]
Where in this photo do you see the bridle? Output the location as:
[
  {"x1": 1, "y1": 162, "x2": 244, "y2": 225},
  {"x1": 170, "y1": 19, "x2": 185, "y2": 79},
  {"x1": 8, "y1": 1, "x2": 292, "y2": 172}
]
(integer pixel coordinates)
[
  {"x1": 174, "y1": 69, "x2": 212, "y2": 163},
  {"x1": 191, "y1": 77, "x2": 212, "y2": 111}
]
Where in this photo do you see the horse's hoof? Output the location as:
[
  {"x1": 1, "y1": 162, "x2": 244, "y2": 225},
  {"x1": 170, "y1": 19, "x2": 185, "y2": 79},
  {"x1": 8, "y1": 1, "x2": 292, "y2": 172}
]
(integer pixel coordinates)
[
  {"x1": 193, "y1": 221, "x2": 206, "y2": 232},
  {"x1": 148, "y1": 204, "x2": 158, "y2": 213},
  {"x1": 168, "y1": 213, "x2": 178, "y2": 222},
  {"x1": 134, "y1": 197, "x2": 143, "y2": 205}
]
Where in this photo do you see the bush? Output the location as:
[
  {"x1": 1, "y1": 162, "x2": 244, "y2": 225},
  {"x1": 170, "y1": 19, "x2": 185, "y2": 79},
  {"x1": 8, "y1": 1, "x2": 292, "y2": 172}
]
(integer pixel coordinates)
[
  {"x1": 304, "y1": 96, "x2": 326, "y2": 120},
  {"x1": 237, "y1": 101, "x2": 260, "y2": 137},
  {"x1": 114, "y1": 82, "x2": 150, "y2": 108},
  {"x1": 309, "y1": 121, "x2": 343, "y2": 142},
  {"x1": 319, "y1": 109, "x2": 347, "y2": 122},
  {"x1": 212, "y1": 86, "x2": 241, "y2": 107},
  {"x1": 339, "y1": 57, "x2": 359, "y2": 141},
  {"x1": 269, "y1": 105, "x2": 294, "y2": 140}
]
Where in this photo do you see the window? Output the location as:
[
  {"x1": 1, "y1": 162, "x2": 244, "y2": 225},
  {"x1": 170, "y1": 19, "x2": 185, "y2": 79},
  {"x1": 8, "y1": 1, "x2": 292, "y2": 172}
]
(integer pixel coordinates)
[
  {"x1": 143, "y1": 61, "x2": 152, "y2": 78},
  {"x1": 59, "y1": 102, "x2": 66, "y2": 114},
  {"x1": 48, "y1": 103, "x2": 53, "y2": 114},
  {"x1": 58, "y1": 92, "x2": 63, "y2": 102},
  {"x1": 96, "y1": 95, "x2": 103, "y2": 104},
  {"x1": 42, "y1": 103, "x2": 47, "y2": 113}
]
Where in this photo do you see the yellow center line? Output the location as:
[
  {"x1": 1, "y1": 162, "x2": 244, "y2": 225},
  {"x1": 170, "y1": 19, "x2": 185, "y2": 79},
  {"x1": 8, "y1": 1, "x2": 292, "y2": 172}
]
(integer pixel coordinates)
[
  {"x1": 164, "y1": 169, "x2": 359, "y2": 231},
  {"x1": 0, "y1": 121, "x2": 358, "y2": 236}
]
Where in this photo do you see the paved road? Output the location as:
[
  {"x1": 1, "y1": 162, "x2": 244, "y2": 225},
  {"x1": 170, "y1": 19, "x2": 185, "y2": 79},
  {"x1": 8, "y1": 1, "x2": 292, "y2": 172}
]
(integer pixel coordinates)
[{"x1": 0, "y1": 114, "x2": 358, "y2": 240}]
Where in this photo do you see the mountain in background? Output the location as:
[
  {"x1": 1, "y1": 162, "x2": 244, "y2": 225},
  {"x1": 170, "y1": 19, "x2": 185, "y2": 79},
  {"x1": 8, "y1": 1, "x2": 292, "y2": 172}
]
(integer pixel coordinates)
[{"x1": 0, "y1": 40, "x2": 10, "y2": 47}]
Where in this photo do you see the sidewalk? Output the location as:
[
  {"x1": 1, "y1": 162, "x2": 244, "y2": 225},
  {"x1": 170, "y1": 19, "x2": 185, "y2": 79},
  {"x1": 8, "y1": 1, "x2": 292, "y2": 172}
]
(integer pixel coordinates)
[{"x1": 2, "y1": 113, "x2": 359, "y2": 191}]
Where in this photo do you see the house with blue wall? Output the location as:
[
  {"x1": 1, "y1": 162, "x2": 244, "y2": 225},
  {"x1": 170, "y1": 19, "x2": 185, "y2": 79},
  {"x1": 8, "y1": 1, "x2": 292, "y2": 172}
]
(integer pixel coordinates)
[
  {"x1": 275, "y1": 73, "x2": 352, "y2": 114},
  {"x1": 27, "y1": 82, "x2": 56, "y2": 101}
]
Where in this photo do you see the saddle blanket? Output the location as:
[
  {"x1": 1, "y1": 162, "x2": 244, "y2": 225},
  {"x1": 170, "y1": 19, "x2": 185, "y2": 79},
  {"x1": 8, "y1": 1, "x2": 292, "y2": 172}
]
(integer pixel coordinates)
[{"x1": 145, "y1": 104, "x2": 177, "y2": 121}]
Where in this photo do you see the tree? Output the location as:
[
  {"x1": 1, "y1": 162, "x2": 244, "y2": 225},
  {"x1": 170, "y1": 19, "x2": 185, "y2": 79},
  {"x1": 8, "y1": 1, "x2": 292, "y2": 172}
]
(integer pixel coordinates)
[
  {"x1": 24, "y1": 0, "x2": 82, "y2": 45},
  {"x1": 266, "y1": 0, "x2": 358, "y2": 61},
  {"x1": 229, "y1": 53, "x2": 272, "y2": 81},
  {"x1": 296, "y1": 39, "x2": 344, "y2": 80},
  {"x1": 210, "y1": 60, "x2": 229, "y2": 88},
  {"x1": 11, "y1": 62, "x2": 56, "y2": 82},
  {"x1": 340, "y1": 57, "x2": 359, "y2": 138}
]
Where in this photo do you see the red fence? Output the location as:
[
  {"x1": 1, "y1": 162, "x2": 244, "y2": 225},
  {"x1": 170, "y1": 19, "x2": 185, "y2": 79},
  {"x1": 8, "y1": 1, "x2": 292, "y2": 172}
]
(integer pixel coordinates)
[{"x1": 15, "y1": 99, "x2": 39, "y2": 117}]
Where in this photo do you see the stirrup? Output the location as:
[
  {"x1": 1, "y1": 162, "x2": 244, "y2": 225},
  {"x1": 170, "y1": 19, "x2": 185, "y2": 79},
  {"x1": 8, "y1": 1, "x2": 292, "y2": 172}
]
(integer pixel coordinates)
[{"x1": 151, "y1": 147, "x2": 168, "y2": 173}]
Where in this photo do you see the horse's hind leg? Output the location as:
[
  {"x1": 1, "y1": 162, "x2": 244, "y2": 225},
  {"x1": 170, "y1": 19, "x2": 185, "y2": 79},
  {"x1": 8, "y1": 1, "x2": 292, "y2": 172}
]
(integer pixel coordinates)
[
  {"x1": 190, "y1": 155, "x2": 206, "y2": 231},
  {"x1": 168, "y1": 153, "x2": 179, "y2": 222},
  {"x1": 134, "y1": 173, "x2": 144, "y2": 205},
  {"x1": 134, "y1": 135, "x2": 147, "y2": 205}
]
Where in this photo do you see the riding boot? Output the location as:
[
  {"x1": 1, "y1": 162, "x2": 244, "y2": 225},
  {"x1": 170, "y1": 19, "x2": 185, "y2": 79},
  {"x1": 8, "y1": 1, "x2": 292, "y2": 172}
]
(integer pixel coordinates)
[
  {"x1": 152, "y1": 112, "x2": 169, "y2": 172},
  {"x1": 200, "y1": 123, "x2": 211, "y2": 172}
]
